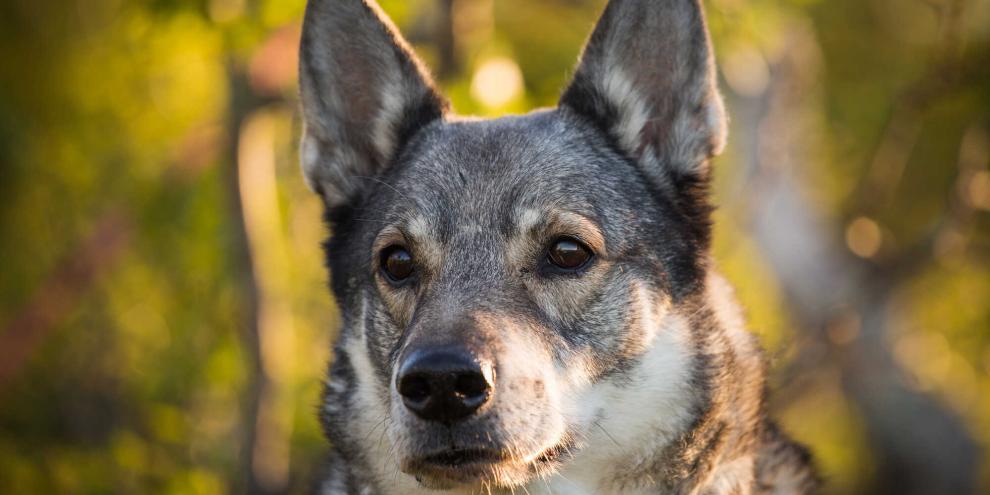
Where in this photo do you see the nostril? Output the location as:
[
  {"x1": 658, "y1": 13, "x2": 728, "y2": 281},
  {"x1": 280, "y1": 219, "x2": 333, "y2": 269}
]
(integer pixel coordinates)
[
  {"x1": 399, "y1": 373, "x2": 431, "y2": 403},
  {"x1": 454, "y1": 371, "x2": 489, "y2": 400}
]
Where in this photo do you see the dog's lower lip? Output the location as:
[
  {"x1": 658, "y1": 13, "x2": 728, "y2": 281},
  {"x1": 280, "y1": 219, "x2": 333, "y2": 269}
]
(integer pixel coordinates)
[
  {"x1": 534, "y1": 442, "x2": 566, "y2": 463},
  {"x1": 419, "y1": 448, "x2": 504, "y2": 467}
]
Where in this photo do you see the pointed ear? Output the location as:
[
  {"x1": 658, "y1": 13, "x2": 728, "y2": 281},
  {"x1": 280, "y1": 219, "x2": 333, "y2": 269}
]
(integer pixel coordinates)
[
  {"x1": 299, "y1": 0, "x2": 448, "y2": 208},
  {"x1": 561, "y1": 0, "x2": 726, "y2": 186}
]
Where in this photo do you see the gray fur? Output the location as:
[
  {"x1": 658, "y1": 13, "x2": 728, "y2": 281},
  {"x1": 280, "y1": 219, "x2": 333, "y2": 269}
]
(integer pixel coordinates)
[{"x1": 299, "y1": 1, "x2": 816, "y2": 494}]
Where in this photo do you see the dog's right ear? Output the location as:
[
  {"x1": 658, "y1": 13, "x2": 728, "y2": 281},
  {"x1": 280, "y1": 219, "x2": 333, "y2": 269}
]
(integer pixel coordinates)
[{"x1": 299, "y1": 0, "x2": 447, "y2": 208}]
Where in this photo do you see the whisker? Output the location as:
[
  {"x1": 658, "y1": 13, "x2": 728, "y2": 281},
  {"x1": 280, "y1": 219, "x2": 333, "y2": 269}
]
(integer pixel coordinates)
[
  {"x1": 593, "y1": 419, "x2": 622, "y2": 448},
  {"x1": 353, "y1": 175, "x2": 414, "y2": 203}
]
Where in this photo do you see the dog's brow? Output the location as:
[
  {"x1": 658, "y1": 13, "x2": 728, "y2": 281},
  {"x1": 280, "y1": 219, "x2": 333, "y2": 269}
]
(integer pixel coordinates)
[
  {"x1": 550, "y1": 211, "x2": 607, "y2": 256},
  {"x1": 372, "y1": 215, "x2": 444, "y2": 275},
  {"x1": 406, "y1": 215, "x2": 434, "y2": 241},
  {"x1": 513, "y1": 208, "x2": 607, "y2": 255},
  {"x1": 372, "y1": 225, "x2": 406, "y2": 256},
  {"x1": 514, "y1": 208, "x2": 544, "y2": 235},
  {"x1": 371, "y1": 216, "x2": 438, "y2": 256}
]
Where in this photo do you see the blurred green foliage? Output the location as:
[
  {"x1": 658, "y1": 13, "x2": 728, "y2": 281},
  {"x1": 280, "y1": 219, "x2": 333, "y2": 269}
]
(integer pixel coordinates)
[{"x1": 0, "y1": 0, "x2": 988, "y2": 493}]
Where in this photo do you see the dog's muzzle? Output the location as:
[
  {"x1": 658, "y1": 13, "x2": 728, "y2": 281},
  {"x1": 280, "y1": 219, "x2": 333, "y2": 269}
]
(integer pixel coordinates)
[{"x1": 392, "y1": 336, "x2": 560, "y2": 488}]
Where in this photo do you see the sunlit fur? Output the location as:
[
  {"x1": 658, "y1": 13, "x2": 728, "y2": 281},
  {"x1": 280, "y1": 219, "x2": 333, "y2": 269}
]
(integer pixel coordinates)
[{"x1": 299, "y1": 1, "x2": 817, "y2": 494}]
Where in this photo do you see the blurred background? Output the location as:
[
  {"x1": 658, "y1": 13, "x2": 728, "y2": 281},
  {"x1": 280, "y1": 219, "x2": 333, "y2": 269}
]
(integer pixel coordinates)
[{"x1": 0, "y1": 0, "x2": 988, "y2": 493}]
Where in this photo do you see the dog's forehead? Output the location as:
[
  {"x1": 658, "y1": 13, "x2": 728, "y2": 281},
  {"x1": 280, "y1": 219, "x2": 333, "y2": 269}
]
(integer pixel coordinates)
[{"x1": 379, "y1": 110, "x2": 637, "y2": 236}]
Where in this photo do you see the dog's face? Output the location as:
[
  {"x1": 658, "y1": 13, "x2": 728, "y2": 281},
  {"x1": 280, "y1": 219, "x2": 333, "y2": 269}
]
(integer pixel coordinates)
[
  {"x1": 299, "y1": 0, "x2": 726, "y2": 490},
  {"x1": 325, "y1": 112, "x2": 708, "y2": 488}
]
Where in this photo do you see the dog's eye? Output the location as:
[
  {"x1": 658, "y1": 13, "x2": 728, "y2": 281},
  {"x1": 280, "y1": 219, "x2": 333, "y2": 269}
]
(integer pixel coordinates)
[
  {"x1": 381, "y1": 246, "x2": 414, "y2": 282},
  {"x1": 547, "y1": 237, "x2": 592, "y2": 270}
]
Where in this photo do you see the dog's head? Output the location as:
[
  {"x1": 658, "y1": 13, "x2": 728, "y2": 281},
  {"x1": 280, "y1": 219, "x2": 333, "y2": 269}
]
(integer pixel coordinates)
[{"x1": 300, "y1": 0, "x2": 726, "y2": 490}]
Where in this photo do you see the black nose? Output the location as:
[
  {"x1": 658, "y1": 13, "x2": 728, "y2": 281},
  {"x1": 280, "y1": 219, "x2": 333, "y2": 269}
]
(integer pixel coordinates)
[{"x1": 396, "y1": 347, "x2": 494, "y2": 423}]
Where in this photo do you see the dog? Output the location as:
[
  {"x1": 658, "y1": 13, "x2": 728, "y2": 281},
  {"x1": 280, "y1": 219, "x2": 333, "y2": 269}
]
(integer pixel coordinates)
[{"x1": 297, "y1": 0, "x2": 817, "y2": 493}]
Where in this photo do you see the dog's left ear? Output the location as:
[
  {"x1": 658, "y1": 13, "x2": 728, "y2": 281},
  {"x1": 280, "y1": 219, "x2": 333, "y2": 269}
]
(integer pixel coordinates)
[{"x1": 561, "y1": 0, "x2": 726, "y2": 186}]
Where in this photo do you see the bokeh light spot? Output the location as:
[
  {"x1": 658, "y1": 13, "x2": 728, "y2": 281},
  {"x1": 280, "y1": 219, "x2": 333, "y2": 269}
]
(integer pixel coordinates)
[
  {"x1": 723, "y1": 45, "x2": 770, "y2": 97},
  {"x1": 845, "y1": 216, "x2": 882, "y2": 258},
  {"x1": 470, "y1": 56, "x2": 524, "y2": 109}
]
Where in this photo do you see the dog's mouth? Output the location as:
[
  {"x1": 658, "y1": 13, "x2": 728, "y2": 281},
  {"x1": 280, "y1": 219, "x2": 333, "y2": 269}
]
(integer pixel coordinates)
[
  {"x1": 403, "y1": 447, "x2": 508, "y2": 486},
  {"x1": 403, "y1": 441, "x2": 573, "y2": 488},
  {"x1": 421, "y1": 448, "x2": 505, "y2": 467}
]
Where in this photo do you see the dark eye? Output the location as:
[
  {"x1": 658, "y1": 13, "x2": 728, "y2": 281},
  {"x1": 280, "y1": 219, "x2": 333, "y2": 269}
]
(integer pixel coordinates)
[
  {"x1": 381, "y1": 246, "x2": 414, "y2": 282},
  {"x1": 547, "y1": 237, "x2": 593, "y2": 270}
]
